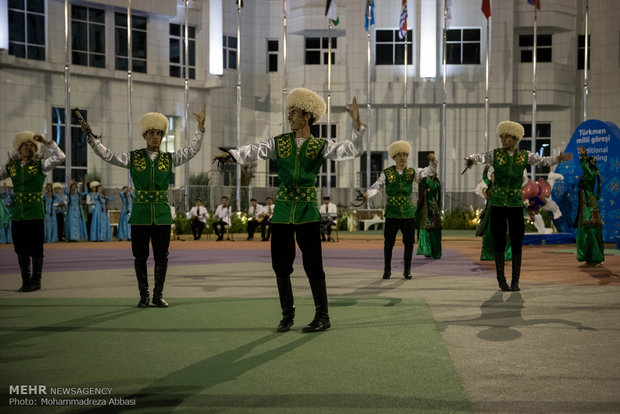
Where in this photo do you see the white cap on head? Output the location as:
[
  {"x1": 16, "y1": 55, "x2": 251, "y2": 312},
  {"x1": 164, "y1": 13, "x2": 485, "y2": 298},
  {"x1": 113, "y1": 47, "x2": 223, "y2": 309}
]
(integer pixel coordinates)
[
  {"x1": 388, "y1": 140, "x2": 411, "y2": 159},
  {"x1": 496, "y1": 121, "x2": 524, "y2": 142},
  {"x1": 13, "y1": 131, "x2": 40, "y2": 153},
  {"x1": 286, "y1": 88, "x2": 326, "y2": 123},
  {"x1": 52, "y1": 182, "x2": 63, "y2": 190},
  {"x1": 139, "y1": 112, "x2": 169, "y2": 136},
  {"x1": 89, "y1": 181, "x2": 100, "y2": 190}
]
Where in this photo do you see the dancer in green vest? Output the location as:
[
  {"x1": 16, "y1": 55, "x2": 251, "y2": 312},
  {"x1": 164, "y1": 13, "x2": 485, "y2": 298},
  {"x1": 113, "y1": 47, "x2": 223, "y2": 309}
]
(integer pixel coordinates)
[
  {"x1": 417, "y1": 173, "x2": 442, "y2": 259},
  {"x1": 213, "y1": 88, "x2": 366, "y2": 333},
  {"x1": 0, "y1": 131, "x2": 65, "y2": 292},
  {"x1": 79, "y1": 106, "x2": 206, "y2": 307},
  {"x1": 465, "y1": 121, "x2": 572, "y2": 291},
  {"x1": 575, "y1": 146, "x2": 604, "y2": 266},
  {"x1": 365, "y1": 143, "x2": 437, "y2": 279},
  {"x1": 476, "y1": 165, "x2": 512, "y2": 261}
]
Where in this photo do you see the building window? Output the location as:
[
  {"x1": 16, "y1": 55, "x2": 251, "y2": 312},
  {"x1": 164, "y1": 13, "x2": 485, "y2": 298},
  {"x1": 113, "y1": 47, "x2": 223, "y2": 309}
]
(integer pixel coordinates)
[
  {"x1": 360, "y1": 152, "x2": 386, "y2": 187},
  {"x1": 519, "y1": 34, "x2": 552, "y2": 63},
  {"x1": 519, "y1": 123, "x2": 551, "y2": 180},
  {"x1": 311, "y1": 124, "x2": 338, "y2": 187},
  {"x1": 577, "y1": 35, "x2": 590, "y2": 70},
  {"x1": 169, "y1": 24, "x2": 195, "y2": 79},
  {"x1": 375, "y1": 29, "x2": 412, "y2": 65},
  {"x1": 268, "y1": 159, "x2": 279, "y2": 187},
  {"x1": 267, "y1": 39, "x2": 278, "y2": 72},
  {"x1": 8, "y1": 0, "x2": 45, "y2": 60},
  {"x1": 446, "y1": 28, "x2": 480, "y2": 65},
  {"x1": 51, "y1": 107, "x2": 88, "y2": 183},
  {"x1": 114, "y1": 12, "x2": 147, "y2": 73},
  {"x1": 71, "y1": 5, "x2": 105, "y2": 68},
  {"x1": 304, "y1": 37, "x2": 336, "y2": 65},
  {"x1": 223, "y1": 35, "x2": 237, "y2": 69}
]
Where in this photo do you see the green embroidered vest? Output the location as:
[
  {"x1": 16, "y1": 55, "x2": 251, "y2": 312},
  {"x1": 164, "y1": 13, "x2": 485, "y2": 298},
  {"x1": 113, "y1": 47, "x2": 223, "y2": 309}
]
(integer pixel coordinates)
[
  {"x1": 273, "y1": 132, "x2": 326, "y2": 224},
  {"x1": 130, "y1": 149, "x2": 173, "y2": 225},
  {"x1": 490, "y1": 148, "x2": 528, "y2": 207},
  {"x1": 6, "y1": 159, "x2": 45, "y2": 220},
  {"x1": 384, "y1": 166, "x2": 416, "y2": 219}
]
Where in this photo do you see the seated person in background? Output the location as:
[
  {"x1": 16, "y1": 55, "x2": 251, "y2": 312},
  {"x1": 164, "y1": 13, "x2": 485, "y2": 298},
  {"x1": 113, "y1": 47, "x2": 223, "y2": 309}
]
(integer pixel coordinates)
[
  {"x1": 319, "y1": 196, "x2": 338, "y2": 242},
  {"x1": 260, "y1": 196, "x2": 274, "y2": 241},
  {"x1": 187, "y1": 199, "x2": 209, "y2": 240},
  {"x1": 247, "y1": 198, "x2": 263, "y2": 240},
  {"x1": 213, "y1": 196, "x2": 232, "y2": 241}
]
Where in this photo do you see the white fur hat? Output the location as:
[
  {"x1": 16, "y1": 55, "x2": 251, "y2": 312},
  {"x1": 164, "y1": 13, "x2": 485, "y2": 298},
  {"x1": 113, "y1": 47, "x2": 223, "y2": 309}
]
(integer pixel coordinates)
[
  {"x1": 286, "y1": 88, "x2": 326, "y2": 123},
  {"x1": 388, "y1": 140, "x2": 411, "y2": 159},
  {"x1": 89, "y1": 181, "x2": 100, "y2": 190},
  {"x1": 497, "y1": 121, "x2": 524, "y2": 142},
  {"x1": 139, "y1": 112, "x2": 169, "y2": 136},
  {"x1": 52, "y1": 182, "x2": 63, "y2": 190},
  {"x1": 13, "y1": 131, "x2": 40, "y2": 153}
]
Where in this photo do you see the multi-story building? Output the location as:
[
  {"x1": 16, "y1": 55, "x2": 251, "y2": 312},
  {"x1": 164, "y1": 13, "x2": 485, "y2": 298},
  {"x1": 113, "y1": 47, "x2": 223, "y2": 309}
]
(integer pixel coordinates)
[{"x1": 1, "y1": 0, "x2": 618, "y2": 210}]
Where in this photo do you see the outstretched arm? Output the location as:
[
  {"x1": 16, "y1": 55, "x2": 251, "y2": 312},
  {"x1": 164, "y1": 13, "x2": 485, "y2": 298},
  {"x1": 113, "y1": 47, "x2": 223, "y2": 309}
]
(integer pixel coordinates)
[
  {"x1": 172, "y1": 105, "x2": 206, "y2": 167},
  {"x1": 36, "y1": 135, "x2": 66, "y2": 173},
  {"x1": 365, "y1": 172, "x2": 386, "y2": 199},
  {"x1": 322, "y1": 97, "x2": 367, "y2": 161}
]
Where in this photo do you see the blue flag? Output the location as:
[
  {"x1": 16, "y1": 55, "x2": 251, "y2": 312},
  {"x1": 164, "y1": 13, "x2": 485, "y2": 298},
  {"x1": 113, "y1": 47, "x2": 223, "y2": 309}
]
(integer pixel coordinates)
[{"x1": 365, "y1": 0, "x2": 375, "y2": 32}]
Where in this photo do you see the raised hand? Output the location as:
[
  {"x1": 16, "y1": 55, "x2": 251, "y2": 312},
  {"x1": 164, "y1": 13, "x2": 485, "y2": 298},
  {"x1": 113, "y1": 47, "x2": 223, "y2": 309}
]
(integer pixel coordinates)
[
  {"x1": 193, "y1": 104, "x2": 206, "y2": 129},
  {"x1": 345, "y1": 97, "x2": 362, "y2": 131}
]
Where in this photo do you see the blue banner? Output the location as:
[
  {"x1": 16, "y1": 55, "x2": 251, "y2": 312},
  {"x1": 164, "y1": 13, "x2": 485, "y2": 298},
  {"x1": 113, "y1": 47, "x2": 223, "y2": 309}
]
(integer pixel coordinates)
[{"x1": 552, "y1": 120, "x2": 620, "y2": 242}]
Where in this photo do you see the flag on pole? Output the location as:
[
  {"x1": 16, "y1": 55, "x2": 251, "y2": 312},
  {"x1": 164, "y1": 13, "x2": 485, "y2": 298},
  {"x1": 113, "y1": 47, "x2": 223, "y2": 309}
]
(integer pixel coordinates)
[
  {"x1": 325, "y1": 0, "x2": 339, "y2": 26},
  {"x1": 399, "y1": 0, "x2": 408, "y2": 39},
  {"x1": 445, "y1": 0, "x2": 452, "y2": 28},
  {"x1": 236, "y1": 0, "x2": 243, "y2": 7},
  {"x1": 527, "y1": 0, "x2": 540, "y2": 10},
  {"x1": 365, "y1": 0, "x2": 375, "y2": 32},
  {"x1": 481, "y1": 0, "x2": 491, "y2": 19}
]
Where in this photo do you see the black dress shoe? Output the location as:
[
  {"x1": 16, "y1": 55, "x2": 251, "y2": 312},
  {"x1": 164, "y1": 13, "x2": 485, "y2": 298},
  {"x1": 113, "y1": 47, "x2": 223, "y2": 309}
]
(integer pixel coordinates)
[
  {"x1": 382, "y1": 271, "x2": 391, "y2": 279},
  {"x1": 137, "y1": 296, "x2": 149, "y2": 308},
  {"x1": 403, "y1": 273, "x2": 412, "y2": 280},
  {"x1": 276, "y1": 315, "x2": 294, "y2": 332},
  {"x1": 301, "y1": 316, "x2": 330, "y2": 333},
  {"x1": 152, "y1": 297, "x2": 169, "y2": 308},
  {"x1": 510, "y1": 280, "x2": 520, "y2": 291}
]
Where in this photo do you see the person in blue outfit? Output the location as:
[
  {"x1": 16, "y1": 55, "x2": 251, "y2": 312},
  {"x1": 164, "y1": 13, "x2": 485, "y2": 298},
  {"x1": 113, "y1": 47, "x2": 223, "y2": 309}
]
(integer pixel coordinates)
[
  {"x1": 65, "y1": 181, "x2": 88, "y2": 241},
  {"x1": 43, "y1": 183, "x2": 57, "y2": 243},
  {"x1": 86, "y1": 180, "x2": 99, "y2": 238},
  {"x1": 52, "y1": 182, "x2": 67, "y2": 241},
  {"x1": 89, "y1": 184, "x2": 114, "y2": 242},
  {"x1": 118, "y1": 186, "x2": 133, "y2": 240},
  {"x1": 0, "y1": 183, "x2": 13, "y2": 244}
]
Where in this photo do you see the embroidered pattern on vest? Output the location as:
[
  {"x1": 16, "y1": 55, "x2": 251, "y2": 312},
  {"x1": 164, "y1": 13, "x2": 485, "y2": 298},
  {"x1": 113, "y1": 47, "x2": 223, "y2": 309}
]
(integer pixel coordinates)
[
  {"x1": 132, "y1": 150, "x2": 147, "y2": 171},
  {"x1": 385, "y1": 167, "x2": 397, "y2": 183},
  {"x1": 305, "y1": 137, "x2": 323, "y2": 160},
  {"x1": 515, "y1": 149, "x2": 528, "y2": 165},
  {"x1": 495, "y1": 149, "x2": 507, "y2": 166},
  {"x1": 405, "y1": 168, "x2": 415, "y2": 181},
  {"x1": 158, "y1": 153, "x2": 172, "y2": 172},
  {"x1": 7, "y1": 161, "x2": 17, "y2": 177},
  {"x1": 277, "y1": 134, "x2": 293, "y2": 158}
]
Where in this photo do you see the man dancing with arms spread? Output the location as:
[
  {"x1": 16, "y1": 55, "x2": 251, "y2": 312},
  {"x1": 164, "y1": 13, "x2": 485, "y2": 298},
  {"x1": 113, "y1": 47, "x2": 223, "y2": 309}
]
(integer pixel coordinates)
[
  {"x1": 214, "y1": 88, "x2": 366, "y2": 333},
  {"x1": 79, "y1": 106, "x2": 206, "y2": 307}
]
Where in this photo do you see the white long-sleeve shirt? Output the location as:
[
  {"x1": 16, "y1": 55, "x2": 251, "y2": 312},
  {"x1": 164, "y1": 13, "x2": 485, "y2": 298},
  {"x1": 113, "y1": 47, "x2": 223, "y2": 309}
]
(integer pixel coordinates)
[
  {"x1": 228, "y1": 124, "x2": 367, "y2": 164},
  {"x1": 0, "y1": 140, "x2": 66, "y2": 180},
  {"x1": 214, "y1": 204, "x2": 232, "y2": 226},
  {"x1": 187, "y1": 205, "x2": 209, "y2": 223},
  {"x1": 466, "y1": 149, "x2": 561, "y2": 167},
  {"x1": 366, "y1": 160, "x2": 438, "y2": 199}
]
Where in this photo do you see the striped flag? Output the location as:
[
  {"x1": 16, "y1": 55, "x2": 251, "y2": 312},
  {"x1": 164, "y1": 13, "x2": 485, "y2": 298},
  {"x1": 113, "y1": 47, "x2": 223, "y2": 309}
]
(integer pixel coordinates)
[
  {"x1": 365, "y1": 0, "x2": 375, "y2": 32},
  {"x1": 325, "y1": 0, "x2": 339, "y2": 26},
  {"x1": 481, "y1": 0, "x2": 491, "y2": 19},
  {"x1": 398, "y1": 0, "x2": 408, "y2": 39},
  {"x1": 527, "y1": 0, "x2": 541, "y2": 10}
]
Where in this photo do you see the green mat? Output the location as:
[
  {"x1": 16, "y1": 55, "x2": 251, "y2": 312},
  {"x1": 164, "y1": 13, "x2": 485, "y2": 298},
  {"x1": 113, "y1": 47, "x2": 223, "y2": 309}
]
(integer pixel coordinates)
[{"x1": 0, "y1": 298, "x2": 471, "y2": 413}]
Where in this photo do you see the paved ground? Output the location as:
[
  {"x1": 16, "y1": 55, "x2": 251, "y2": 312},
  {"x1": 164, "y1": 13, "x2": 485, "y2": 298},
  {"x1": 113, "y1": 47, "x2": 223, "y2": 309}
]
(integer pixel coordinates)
[{"x1": 1, "y1": 234, "x2": 619, "y2": 413}]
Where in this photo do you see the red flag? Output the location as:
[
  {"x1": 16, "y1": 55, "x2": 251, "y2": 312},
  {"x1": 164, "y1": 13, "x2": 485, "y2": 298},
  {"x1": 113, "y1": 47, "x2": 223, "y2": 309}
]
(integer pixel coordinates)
[
  {"x1": 481, "y1": 0, "x2": 491, "y2": 19},
  {"x1": 527, "y1": 0, "x2": 541, "y2": 10}
]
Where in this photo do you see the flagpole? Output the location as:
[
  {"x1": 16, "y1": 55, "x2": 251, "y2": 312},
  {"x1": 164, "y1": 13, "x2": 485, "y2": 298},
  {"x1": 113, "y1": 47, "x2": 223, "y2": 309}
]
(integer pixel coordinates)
[
  {"x1": 282, "y1": 0, "x2": 288, "y2": 134},
  {"x1": 583, "y1": 0, "x2": 589, "y2": 122},
  {"x1": 484, "y1": 3, "x2": 490, "y2": 151},
  {"x1": 236, "y1": 1, "x2": 241, "y2": 212},
  {"x1": 326, "y1": 21, "x2": 332, "y2": 196},
  {"x1": 183, "y1": 0, "x2": 190, "y2": 211},
  {"x1": 366, "y1": 2, "x2": 372, "y2": 210},
  {"x1": 63, "y1": 0, "x2": 71, "y2": 187},
  {"x1": 127, "y1": 0, "x2": 133, "y2": 187},
  {"x1": 441, "y1": 0, "x2": 447, "y2": 210},
  {"x1": 531, "y1": 3, "x2": 537, "y2": 182},
  {"x1": 403, "y1": 30, "x2": 408, "y2": 143}
]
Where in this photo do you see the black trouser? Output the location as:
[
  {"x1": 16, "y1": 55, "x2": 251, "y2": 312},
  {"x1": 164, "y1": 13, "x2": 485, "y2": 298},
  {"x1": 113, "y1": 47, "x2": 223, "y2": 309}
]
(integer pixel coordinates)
[
  {"x1": 247, "y1": 219, "x2": 259, "y2": 238},
  {"x1": 261, "y1": 219, "x2": 272, "y2": 240},
  {"x1": 271, "y1": 222, "x2": 325, "y2": 282},
  {"x1": 56, "y1": 213, "x2": 64, "y2": 241},
  {"x1": 131, "y1": 224, "x2": 171, "y2": 267},
  {"x1": 384, "y1": 218, "x2": 415, "y2": 271},
  {"x1": 213, "y1": 220, "x2": 228, "y2": 238},
  {"x1": 490, "y1": 206, "x2": 524, "y2": 255},
  {"x1": 191, "y1": 220, "x2": 205, "y2": 239},
  {"x1": 12, "y1": 219, "x2": 44, "y2": 258}
]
